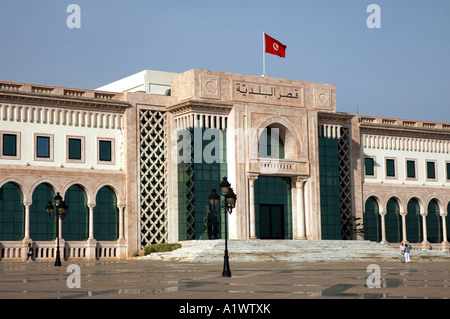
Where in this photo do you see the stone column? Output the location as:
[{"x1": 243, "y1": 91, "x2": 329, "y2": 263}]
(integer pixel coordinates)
[
  {"x1": 248, "y1": 174, "x2": 258, "y2": 239},
  {"x1": 400, "y1": 212, "x2": 407, "y2": 243},
  {"x1": 117, "y1": 204, "x2": 127, "y2": 259},
  {"x1": 23, "y1": 201, "x2": 32, "y2": 240},
  {"x1": 442, "y1": 213, "x2": 449, "y2": 252},
  {"x1": 23, "y1": 201, "x2": 32, "y2": 261},
  {"x1": 421, "y1": 212, "x2": 429, "y2": 248},
  {"x1": 118, "y1": 204, "x2": 126, "y2": 240},
  {"x1": 87, "y1": 204, "x2": 97, "y2": 260},
  {"x1": 293, "y1": 177, "x2": 306, "y2": 239},
  {"x1": 88, "y1": 204, "x2": 95, "y2": 240},
  {"x1": 380, "y1": 210, "x2": 387, "y2": 244}
]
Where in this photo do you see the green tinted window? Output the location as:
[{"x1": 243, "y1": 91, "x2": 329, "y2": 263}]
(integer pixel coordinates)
[
  {"x1": 30, "y1": 183, "x2": 55, "y2": 241},
  {"x1": 63, "y1": 185, "x2": 88, "y2": 241},
  {"x1": 447, "y1": 162, "x2": 450, "y2": 180},
  {"x1": 94, "y1": 186, "x2": 118, "y2": 241},
  {"x1": 3, "y1": 134, "x2": 17, "y2": 156},
  {"x1": 0, "y1": 182, "x2": 24, "y2": 240},
  {"x1": 386, "y1": 159, "x2": 395, "y2": 177},
  {"x1": 406, "y1": 160, "x2": 416, "y2": 178},
  {"x1": 406, "y1": 199, "x2": 422, "y2": 243},
  {"x1": 365, "y1": 158, "x2": 374, "y2": 176},
  {"x1": 427, "y1": 161, "x2": 436, "y2": 179},
  {"x1": 364, "y1": 197, "x2": 380, "y2": 242},
  {"x1": 99, "y1": 140, "x2": 112, "y2": 161},
  {"x1": 36, "y1": 136, "x2": 50, "y2": 158},
  {"x1": 319, "y1": 137, "x2": 341, "y2": 240},
  {"x1": 68, "y1": 138, "x2": 81, "y2": 160}
]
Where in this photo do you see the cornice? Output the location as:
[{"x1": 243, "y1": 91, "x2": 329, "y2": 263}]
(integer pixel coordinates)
[
  {"x1": 167, "y1": 99, "x2": 233, "y2": 116},
  {"x1": 0, "y1": 83, "x2": 130, "y2": 113}
]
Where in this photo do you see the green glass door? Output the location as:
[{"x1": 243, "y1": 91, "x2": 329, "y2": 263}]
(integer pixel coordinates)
[{"x1": 259, "y1": 204, "x2": 284, "y2": 239}]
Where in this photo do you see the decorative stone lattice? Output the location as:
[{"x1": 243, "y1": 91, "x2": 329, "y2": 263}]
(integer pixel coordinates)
[
  {"x1": 139, "y1": 110, "x2": 168, "y2": 246},
  {"x1": 178, "y1": 128, "x2": 196, "y2": 240},
  {"x1": 338, "y1": 127, "x2": 353, "y2": 240}
]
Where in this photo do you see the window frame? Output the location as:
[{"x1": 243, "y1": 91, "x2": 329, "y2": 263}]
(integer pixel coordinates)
[
  {"x1": 34, "y1": 133, "x2": 54, "y2": 162},
  {"x1": 66, "y1": 135, "x2": 85, "y2": 163},
  {"x1": 405, "y1": 158, "x2": 417, "y2": 181},
  {"x1": 446, "y1": 161, "x2": 450, "y2": 182},
  {"x1": 364, "y1": 156, "x2": 376, "y2": 178},
  {"x1": 426, "y1": 160, "x2": 437, "y2": 182},
  {"x1": 97, "y1": 137, "x2": 115, "y2": 165},
  {"x1": 385, "y1": 157, "x2": 397, "y2": 179},
  {"x1": 0, "y1": 131, "x2": 21, "y2": 160}
]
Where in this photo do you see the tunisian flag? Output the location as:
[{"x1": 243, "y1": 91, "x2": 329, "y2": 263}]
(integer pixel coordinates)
[{"x1": 264, "y1": 33, "x2": 286, "y2": 58}]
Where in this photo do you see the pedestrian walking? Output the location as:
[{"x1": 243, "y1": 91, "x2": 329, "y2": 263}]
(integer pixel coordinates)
[
  {"x1": 26, "y1": 243, "x2": 34, "y2": 263},
  {"x1": 404, "y1": 244, "x2": 411, "y2": 263},
  {"x1": 399, "y1": 242, "x2": 405, "y2": 263}
]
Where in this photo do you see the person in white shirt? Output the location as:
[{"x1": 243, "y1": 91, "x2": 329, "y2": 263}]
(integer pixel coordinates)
[
  {"x1": 399, "y1": 242, "x2": 405, "y2": 263},
  {"x1": 404, "y1": 244, "x2": 411, "y2": 263}
]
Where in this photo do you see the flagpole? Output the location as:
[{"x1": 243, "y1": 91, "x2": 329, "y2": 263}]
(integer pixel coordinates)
[{"x1": 262, "y1": 32, "x2": 265, "y2": 76}]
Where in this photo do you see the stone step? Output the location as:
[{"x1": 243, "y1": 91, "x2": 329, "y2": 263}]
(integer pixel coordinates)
[{"x1": 140, "y1": 240, "x2": 450, "y2": 263}]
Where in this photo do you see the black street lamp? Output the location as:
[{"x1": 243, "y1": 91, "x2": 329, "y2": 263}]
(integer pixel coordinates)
[
  {"x1": 45, "y1": 192, "x2": 68, "y2": 266},
  {"x1": 210, "y1": 177, "x2": 237, "y2": 277}
]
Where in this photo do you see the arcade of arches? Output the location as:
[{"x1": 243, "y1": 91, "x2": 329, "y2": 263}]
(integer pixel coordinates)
[
  {"x1": 0, "y1": 182, "x2": 119, "y2": 242},
  {"x1": 364, "y1": 196, "x2": 450, "y2": 245}
]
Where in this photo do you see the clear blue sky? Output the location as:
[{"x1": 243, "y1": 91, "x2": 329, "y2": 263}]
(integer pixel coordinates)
[{"x1": 0, "y1": 0, "x2": 448, "y2": 122}]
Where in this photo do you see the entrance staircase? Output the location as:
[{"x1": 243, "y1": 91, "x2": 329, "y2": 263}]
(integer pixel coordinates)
[{"x1": 142, "y1": 240, "x2": 450, "y2": 263}]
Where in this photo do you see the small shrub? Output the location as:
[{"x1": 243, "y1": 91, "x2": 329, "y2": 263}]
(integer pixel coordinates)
[{"x1": 143, "y1": 243, "x2": 182, "y2": 255}]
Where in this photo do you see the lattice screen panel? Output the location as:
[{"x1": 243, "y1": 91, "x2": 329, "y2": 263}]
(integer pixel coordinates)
[
  {"x1": 177, "y1": 128, "x2": 196, "y2": 240},
  {"x1": 139, "y1": 110, "x2": 168, "y2": 247},
  {"x1": 338, "y1": 127, "x2": 353, "y2": 240}
]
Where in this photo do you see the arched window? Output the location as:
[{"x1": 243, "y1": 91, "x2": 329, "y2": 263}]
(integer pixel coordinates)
[
  {"x1": 30, "y1": 183, "x2": 55, "y2": 241},
  {"x1": 94, "y1": 186, "x2": 118, "y2": 241},
  {"x1": 427, "y1": 199, "x2": 441, "y2": 243},
  {"x1": 386, "y1": 198, "x2": 401, "y2": 242},
  {"x1": 447, "y1": 202, "x2": 450, "y2": 242},
  {"x1": 0, "y1": 182, "x2": 24, "y2": 240},
  {"x1": 258, "y1": 126, "x2": 285, "y2": 159},
  {"x1": 63, "y1": 185, "x2": 88, "y2": 241},
  {"x1": 406, "y1": 198, "x2": 422, "y2": 243},
  {"x1": 364, "y1": 197, "x2": 381, "y2": 242}
]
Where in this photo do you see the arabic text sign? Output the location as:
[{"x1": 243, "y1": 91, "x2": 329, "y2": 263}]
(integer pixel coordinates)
[{"x1": 233, "y1": 81, "x2": 304, "y2": 106}]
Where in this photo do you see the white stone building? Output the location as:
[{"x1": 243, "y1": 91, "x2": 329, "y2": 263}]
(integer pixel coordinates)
[{"x1": 0, "y1": 69, "x2": 449, "y2": 261}]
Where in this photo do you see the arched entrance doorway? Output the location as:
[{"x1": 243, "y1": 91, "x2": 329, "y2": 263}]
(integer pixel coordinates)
[
  {"x1": 63, "y1": 184, "x2": 88, "y2": 241},
  {"x1": 386, "y1": 197, "x2": 401, "y2": 242},
  {"x1": 30, "y1": 183, "x2": 55, "y2": 241},
  {"x1": 94, "y1": 186, "x2": 119, "y2": 241},
  {"x1": 364, "y1": 196, "x2": 381, "y2": 242},
  {"x1": 406, "y1": 198, "x2": 422, "y2": 243},
  {"x1": 427, "y1": 199, "x2": 441, "y2": 243},
  {"x1": 0, "y1": 182, "x2": 24, "y2": 241}
]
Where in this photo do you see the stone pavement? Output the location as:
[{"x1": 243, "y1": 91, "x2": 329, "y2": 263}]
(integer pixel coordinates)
[{"x1": 0, "y1": 258, "x2": 449, "y2": 300}]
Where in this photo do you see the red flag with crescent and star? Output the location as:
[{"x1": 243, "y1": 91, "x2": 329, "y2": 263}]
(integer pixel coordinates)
[{"x1": 264, "y1": 33, "x2": 286, "y2": 58}]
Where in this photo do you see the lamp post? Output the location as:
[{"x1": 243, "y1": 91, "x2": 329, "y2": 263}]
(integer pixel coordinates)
[
  {"x1": 45, "y1": 192, "x2": 68, "y2": 267},
  {"x1": 210, "y1": 177, "x2": 237, "y2": 277}
]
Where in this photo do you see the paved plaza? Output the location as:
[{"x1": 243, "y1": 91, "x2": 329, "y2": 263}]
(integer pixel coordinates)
[{"x1": 0, "y1": 259, "x2": 449, "y2": 300}]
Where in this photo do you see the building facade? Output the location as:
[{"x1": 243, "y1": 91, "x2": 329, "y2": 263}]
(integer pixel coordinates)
[{"x1": 0, "y1": 69, "x2": 449, "y2": 261}]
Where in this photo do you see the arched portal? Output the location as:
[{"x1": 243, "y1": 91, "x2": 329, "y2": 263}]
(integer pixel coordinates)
[
  {"x1": 364, "y1": 196, "x2": 381, "y2": 242},
  {"x1": 0, "y1": 182, "x2": 24, "y2": 240},
  {"x1": 63, "y1": 184, "x2": 88, "y2": 241},
  {"x1": 406, "y1": 198, "x2": 422, "y2": 243},
  {"x1": 94, "y1": 186, "x2": 119, "y2": 241},
  {"x1": 30, "y1": 183, "x2": 55, "y2": 241},
  {"x1": 255, "y1": 120, "x2": 300, "y2": 160},
  {"x1": 427, "y1": 199, "x2": 441, "y2": 243},
  {"x1": 447, "y1": 201, "x2": 450, "y2": 242},
  {"x1": 386, "y1": 197, "x2": 401, "y2": 242}
]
